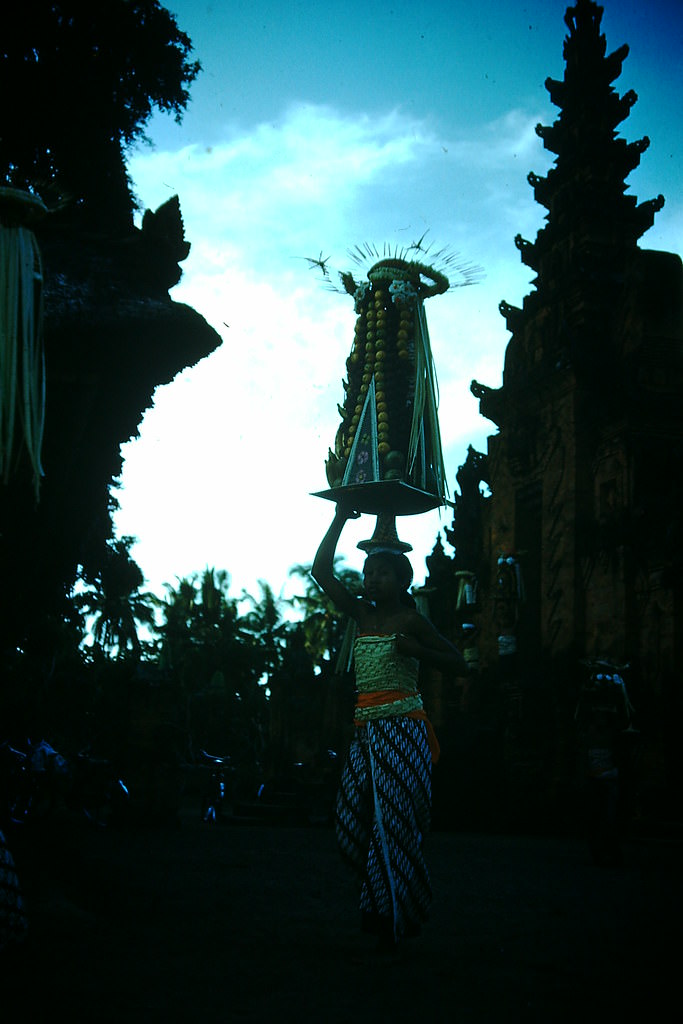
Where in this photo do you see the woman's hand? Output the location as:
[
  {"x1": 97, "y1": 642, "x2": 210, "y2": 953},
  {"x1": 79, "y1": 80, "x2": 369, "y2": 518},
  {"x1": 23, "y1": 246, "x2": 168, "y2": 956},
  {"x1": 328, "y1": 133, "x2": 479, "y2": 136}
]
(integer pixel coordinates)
[
  {"x1": 396, "y1": 633, "x2": 421, "y2": 658},
  {"x1": 336, "y1": 504, "x2": 360, "y2": 521},
  {"x1": 398, "y1": 620, "x2": 470, "y2": 675}
]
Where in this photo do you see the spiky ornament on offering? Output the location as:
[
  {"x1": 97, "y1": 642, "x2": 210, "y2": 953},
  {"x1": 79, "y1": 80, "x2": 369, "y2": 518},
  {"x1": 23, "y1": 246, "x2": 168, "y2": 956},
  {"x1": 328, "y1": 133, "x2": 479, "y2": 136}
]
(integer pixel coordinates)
[{"x1": 313, "y1": 241, "x2": 480, "y2": 519}]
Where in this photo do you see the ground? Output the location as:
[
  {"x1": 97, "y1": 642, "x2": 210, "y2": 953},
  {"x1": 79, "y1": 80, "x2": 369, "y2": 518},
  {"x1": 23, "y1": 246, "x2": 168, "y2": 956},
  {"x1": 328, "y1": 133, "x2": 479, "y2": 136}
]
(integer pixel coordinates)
[{"x1": 2, "y1": 807, "x2": 681, "y2": 1023}]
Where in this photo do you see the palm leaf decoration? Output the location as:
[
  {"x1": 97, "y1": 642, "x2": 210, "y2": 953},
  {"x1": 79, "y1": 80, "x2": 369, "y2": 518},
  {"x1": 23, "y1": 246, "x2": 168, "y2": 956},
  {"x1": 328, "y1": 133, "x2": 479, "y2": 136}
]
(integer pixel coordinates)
[{"x1": 0, "y1": 187, "x2": 48, "y2": 499}]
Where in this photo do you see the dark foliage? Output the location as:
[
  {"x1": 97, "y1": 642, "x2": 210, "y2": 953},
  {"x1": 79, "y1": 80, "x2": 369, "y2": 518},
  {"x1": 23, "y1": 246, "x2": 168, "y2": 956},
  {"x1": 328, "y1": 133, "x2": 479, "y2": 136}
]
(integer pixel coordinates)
[{"x1": 0, "y1": 0, "x2": 200, "y2": 231}]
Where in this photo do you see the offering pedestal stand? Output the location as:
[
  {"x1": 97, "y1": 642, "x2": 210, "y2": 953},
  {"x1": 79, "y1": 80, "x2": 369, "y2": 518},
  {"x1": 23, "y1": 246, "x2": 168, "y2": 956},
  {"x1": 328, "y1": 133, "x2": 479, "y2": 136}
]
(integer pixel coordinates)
[{"x1": 312, "y1": 479, "x2": 444, "y2": 555}]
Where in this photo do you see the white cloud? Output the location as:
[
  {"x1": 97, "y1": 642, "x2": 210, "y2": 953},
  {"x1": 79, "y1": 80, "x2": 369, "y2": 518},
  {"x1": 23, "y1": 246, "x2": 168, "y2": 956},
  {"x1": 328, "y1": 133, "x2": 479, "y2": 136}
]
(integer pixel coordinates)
[{"x1": 130, "y1": 104, "x2": 433, "y2": 266}]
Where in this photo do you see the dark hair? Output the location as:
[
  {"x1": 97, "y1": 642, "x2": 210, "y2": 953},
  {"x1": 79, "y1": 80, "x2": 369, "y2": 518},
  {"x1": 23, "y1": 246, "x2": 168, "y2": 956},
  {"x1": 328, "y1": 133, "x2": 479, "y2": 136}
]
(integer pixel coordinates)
[{"x1": 363, "y1": 551, "x2": 416, "y2": 608}]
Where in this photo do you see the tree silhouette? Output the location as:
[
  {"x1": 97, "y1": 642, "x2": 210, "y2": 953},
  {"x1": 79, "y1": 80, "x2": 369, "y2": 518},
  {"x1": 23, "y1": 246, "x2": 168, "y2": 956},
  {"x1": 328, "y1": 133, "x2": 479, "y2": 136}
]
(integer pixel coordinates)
[
  {"x1": 0, "y1": 0, "x2": 200, "y2": 231},
  {"x1": 75, "y1": 535, "x2": 157, "y2": 660},
  {"x1": 287, "y1": 558, "x2": 363, "y2": 672},
  {"x1": 155, "y1": 570, "x2": 267, "y2": 763},
  {"x1": 239, "y1": 580, "x2": 290, "y2": 685}
]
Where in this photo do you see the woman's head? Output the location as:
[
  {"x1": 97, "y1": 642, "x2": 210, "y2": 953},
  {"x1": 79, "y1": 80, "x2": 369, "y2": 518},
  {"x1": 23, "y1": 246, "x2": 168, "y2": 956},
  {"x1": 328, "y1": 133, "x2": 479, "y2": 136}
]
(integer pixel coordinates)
[{"x1": 363, "y1": 551, "x2": 415, "y2": 607}]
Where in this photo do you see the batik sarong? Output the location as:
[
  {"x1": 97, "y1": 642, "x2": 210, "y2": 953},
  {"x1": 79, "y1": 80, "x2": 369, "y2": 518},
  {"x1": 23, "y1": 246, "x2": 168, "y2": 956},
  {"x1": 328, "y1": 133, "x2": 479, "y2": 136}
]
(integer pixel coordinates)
[{"x1": 335, "y1": 714, "x2": 432, "y2": 943}]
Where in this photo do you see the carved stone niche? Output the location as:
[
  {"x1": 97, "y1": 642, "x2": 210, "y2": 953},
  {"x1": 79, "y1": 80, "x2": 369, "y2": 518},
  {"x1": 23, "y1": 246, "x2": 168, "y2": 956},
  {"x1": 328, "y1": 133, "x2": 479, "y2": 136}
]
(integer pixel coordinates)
[
  {"x1": 592, "y1": 448, "x2": 627, "y2": 526},
  {"x1": 589, "y1": 446, "x2": 626, "y2": 548}
]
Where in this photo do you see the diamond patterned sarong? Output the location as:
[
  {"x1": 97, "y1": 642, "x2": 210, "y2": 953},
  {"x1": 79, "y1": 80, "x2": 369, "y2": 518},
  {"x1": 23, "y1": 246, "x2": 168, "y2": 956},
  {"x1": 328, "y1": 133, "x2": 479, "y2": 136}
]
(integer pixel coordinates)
[{"x1": 335, "y1": 715, "x2": 432, "y2": 943}]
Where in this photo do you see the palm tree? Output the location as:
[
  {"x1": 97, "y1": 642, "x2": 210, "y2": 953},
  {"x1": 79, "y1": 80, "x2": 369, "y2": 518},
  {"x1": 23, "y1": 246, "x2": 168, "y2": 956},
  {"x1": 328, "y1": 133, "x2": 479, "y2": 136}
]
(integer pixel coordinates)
[
  {"x1": 156, "y1": 569, "x2": 267, "y2": 763},
  {"x1": 157, "y1": 569, "x2": 240, "y2": 687},
  {"x1": 76, "y1": 536, "x2": 157, "y2": 660},
  {"x1": 238, "y1": 580, "x2": 290, "y2": 685},
  {"x1": 287, "y1": 558, "x2": 363, "y2": 672}
]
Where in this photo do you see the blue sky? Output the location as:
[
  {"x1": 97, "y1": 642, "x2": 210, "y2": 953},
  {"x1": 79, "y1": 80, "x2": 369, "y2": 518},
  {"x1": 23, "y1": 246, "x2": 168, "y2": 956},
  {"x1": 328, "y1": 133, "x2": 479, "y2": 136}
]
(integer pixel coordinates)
[{"x1": 113, "y1": 0, "x2": 682, "y2": 605}]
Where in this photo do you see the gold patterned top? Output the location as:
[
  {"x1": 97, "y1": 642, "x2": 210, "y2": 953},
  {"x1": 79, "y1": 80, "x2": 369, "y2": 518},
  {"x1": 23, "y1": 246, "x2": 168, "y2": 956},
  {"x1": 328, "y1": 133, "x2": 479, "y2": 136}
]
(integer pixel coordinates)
[{"x1": 353, "y1": 634, "x2": 423, "y2": 721}]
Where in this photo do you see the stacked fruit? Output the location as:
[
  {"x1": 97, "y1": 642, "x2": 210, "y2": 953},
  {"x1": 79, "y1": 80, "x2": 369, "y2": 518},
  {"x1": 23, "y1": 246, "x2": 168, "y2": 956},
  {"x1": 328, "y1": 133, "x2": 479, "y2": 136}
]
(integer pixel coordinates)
[{"x1": 326, "y1": 268, "x2": 418, "y2": 488}]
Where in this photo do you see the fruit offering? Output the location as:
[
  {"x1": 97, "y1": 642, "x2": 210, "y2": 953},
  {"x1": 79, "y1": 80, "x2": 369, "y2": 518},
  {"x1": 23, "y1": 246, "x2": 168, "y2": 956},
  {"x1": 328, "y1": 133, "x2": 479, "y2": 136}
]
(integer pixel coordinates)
[{"x1": 324, "y1": 256, "x2": 449, "y2": 502}]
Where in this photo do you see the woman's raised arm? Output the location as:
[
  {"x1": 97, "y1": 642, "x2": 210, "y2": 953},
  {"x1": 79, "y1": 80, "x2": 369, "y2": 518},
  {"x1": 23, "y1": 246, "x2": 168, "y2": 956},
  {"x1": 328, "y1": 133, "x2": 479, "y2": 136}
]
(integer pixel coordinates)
[{"x1": 311, "y1": 505, "x2": 361, "y2": 619}]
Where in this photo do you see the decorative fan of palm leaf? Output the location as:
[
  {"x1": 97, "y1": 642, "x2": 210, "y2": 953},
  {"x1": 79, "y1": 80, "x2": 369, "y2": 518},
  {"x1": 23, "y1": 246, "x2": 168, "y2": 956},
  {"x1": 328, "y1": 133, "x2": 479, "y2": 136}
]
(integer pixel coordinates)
[{"x1": 307, "y1": 233, "x2": 484, "y2": 295}]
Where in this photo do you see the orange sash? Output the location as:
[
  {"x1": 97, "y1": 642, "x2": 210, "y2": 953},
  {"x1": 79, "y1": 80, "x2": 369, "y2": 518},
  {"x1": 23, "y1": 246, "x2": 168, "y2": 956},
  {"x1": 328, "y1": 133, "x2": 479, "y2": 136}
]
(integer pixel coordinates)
[{"x1": 354, "y1": 689, "x2": 441, "y2": 764}]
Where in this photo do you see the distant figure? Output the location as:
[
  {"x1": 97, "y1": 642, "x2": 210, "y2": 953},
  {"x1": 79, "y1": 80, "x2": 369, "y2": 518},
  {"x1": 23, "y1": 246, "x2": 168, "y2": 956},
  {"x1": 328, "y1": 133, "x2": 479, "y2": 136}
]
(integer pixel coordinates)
[
  {"x1": 575, "y1": 664, "x2": 635, "y2": 867},
  {"x1": 312, "y1": 505, "x2": 467, "y2": 953}
]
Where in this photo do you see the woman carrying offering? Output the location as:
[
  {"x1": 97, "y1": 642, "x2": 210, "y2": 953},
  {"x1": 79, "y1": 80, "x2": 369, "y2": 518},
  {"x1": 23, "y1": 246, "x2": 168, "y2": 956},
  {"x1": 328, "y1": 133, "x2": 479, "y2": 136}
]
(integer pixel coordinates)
[{"x1": 312, "y1": 505, "x2": 468, "y2": 952}]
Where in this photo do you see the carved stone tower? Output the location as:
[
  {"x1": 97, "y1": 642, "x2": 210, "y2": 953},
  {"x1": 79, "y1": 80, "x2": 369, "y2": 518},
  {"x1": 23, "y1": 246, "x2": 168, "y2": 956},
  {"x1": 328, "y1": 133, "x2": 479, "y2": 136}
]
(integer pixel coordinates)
[
  {"x1": 424, "y1": 0, "x2": 683, "y2": 827},
  {"x1": 469, "y1": 0, "x2": 682, "y2": 674}
]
